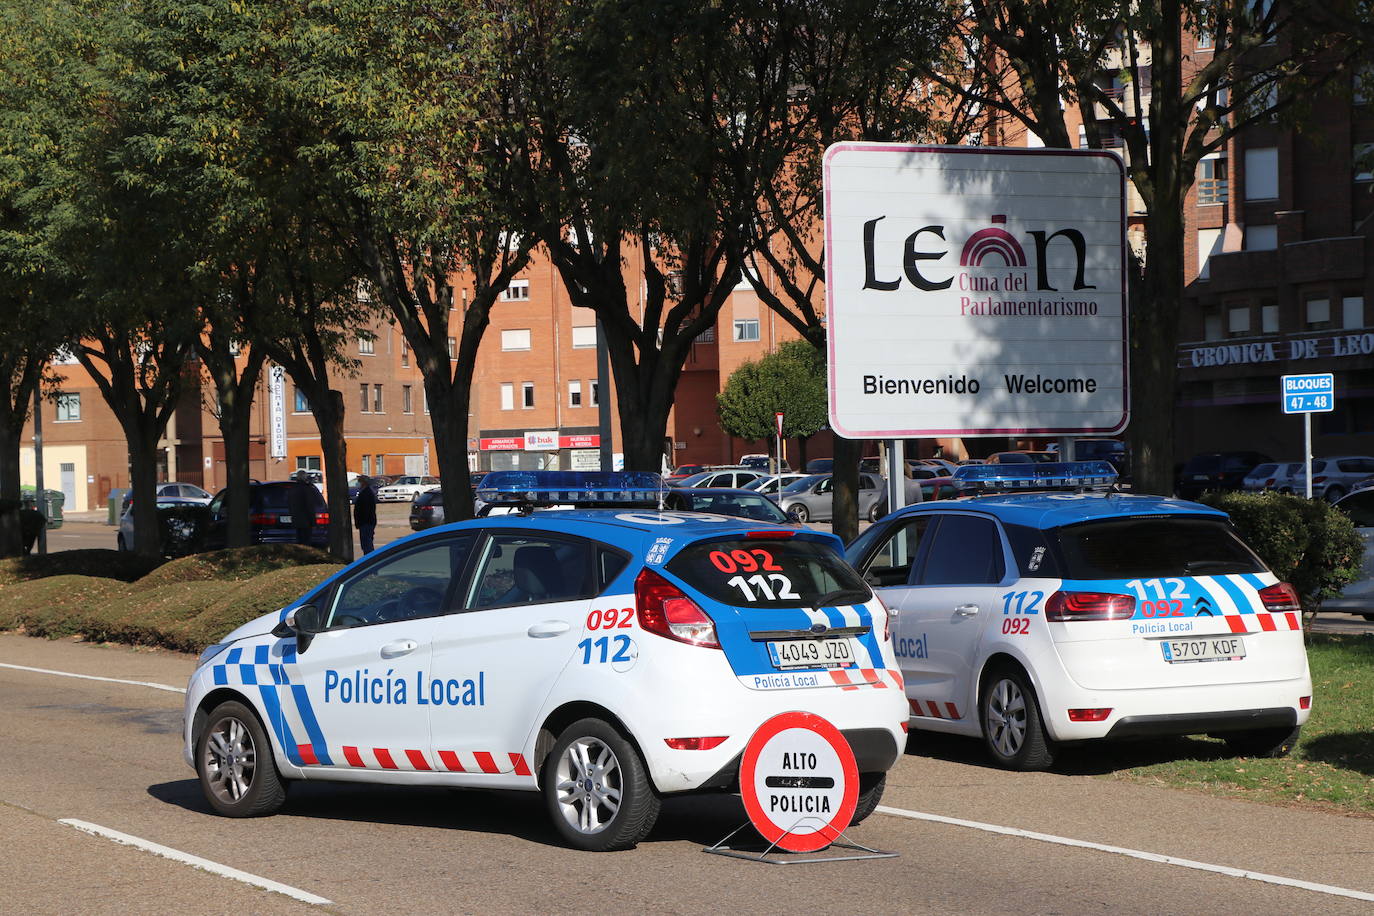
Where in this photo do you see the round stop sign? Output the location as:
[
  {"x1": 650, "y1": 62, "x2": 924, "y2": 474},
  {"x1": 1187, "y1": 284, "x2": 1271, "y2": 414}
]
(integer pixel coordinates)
[{"x1": 739, "y1": 711, "x2": 858, "y2": 852}]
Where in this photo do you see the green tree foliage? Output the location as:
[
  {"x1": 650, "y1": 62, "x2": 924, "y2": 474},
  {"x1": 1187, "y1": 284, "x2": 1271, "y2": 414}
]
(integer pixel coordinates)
[
  {"x1": 716, "y1": 340, "x2": 827, "y2": 442},
  {"x1": 920, "y1": 0, "x2": 1374, "y2": 496},
  {"x1": 1199, "y1": 491, "x2": 1363, "y2": 619},
  {"x1": 0, "y1": 0, "x2": 97, "y2": 556}
]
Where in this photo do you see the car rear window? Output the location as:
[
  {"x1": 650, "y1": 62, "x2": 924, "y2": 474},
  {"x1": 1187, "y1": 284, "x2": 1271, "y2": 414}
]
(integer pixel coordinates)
[
  {"x1": 667, "y1": 537, "x2": 871, "y2": 609},
  {"x1": 415, "y1": 491, "x2": 443, "y2": 506},
  {"x1": 1051, "y1": 516, "x2": 1264, "y2": 579},
  {"x1": 255, "y1": 484, "x2": 324, "y2": 511}
]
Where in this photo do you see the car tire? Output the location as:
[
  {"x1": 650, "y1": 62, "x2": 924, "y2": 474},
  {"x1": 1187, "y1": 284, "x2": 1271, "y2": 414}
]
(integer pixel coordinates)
[
  {"x1": 1324, "y1": 486, "x2": 1346, "y2": 503},
  {"x1": 543, "y1": 717, "x2": 660, "y2": 851},
  {"x1": 1222, "y1": 725, "x2": 1301, "y2": 758},
  {"x1": 850, "y1": 773, "x2": 885, "y2": 826},
  {"x1": 980, "y1": 667, "x2": 1055, "y2": 771},
  {"x1": 788, "y1": 504, "x2": 809, "y2": 524},
  {"x1": 867, "y1": 502, "x2": 882, "y2": 522},
  {"x1": 195, "y1": 700, "x2": 287, "y2": 817}
]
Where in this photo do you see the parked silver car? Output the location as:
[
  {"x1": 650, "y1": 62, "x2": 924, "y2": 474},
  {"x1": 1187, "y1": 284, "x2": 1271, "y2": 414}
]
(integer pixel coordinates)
[
  {"x1": 1326, "y1": 489, "x2": 1374, "y2": 620},
  {"x1": 1293, "y1": 456, "x2": 1374, "y2": 502},
  {"x1": 776, "y1": 473, "x2": 883, "y2": 523}
]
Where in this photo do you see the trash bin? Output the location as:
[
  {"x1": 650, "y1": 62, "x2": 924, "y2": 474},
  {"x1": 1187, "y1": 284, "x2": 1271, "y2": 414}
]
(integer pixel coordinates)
[
  {"x1": 44, "y1": 490, "x2": 63, "y2": 529},
  {"x1": 20, "y1": 488, "x2": 63, "y2": 529},
  {"x1": 108, "y1": 488, "x2": 129, "y2": 526}
]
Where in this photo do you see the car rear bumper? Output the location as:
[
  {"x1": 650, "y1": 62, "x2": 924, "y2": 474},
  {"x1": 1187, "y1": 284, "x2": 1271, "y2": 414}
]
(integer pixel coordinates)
[{"x1": 1104, "y1": 707, "x2": 1297, "y2": 739}]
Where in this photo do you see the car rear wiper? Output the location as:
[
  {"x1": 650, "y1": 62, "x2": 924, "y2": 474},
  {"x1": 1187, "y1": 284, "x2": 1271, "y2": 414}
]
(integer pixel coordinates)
[{"x1": 813, "y1": 588, "x2": 871, "y2": 607}]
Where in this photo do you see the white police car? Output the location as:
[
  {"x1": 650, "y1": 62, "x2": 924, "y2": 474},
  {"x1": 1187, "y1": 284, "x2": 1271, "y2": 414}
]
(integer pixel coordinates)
[
  {"x1": 846, "y1": 462, "x2": 1311, "y2": 771},
  {"x1": 184, "y1": 472, "x2": 906, "y2": 850}
]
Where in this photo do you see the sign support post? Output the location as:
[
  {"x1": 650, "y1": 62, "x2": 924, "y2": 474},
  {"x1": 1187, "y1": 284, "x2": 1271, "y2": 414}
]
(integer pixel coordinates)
[
  {"x1": 774, "y1": 411, "x2": 784, "y2": 489},
  {"x1": 1281, "y1": 373, "x2": 1334, "y2": 500}
]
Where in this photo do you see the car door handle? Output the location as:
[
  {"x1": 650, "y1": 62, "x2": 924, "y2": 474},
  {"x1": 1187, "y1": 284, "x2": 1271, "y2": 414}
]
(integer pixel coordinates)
[
  {"x1": 380, "y1": 640, "x2": 418, "y2": 658},
  {"x1": 955, "y1": 604, "x2": 980, "y2": 617},
  {"x1": 528, "y1": 620, "x2": 571, "y2": 638}
]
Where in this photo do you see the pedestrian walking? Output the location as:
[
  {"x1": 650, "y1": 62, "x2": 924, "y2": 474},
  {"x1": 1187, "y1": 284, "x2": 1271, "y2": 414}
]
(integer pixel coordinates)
[{"x1": 354, "y1": 475, "x2": 378, "y2": 554}]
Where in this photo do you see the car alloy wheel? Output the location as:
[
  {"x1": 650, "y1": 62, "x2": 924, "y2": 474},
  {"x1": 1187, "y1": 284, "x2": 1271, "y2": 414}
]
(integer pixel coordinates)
[
  {"x1": 543, "y1": 718, "x2": 660, "y2": 851},
  {"x1": 980, "y1": 668, "x2": 1054, "y2": 771},
  {"x1": 196, "y1": 700, "x2": 287, "y2": 817}
]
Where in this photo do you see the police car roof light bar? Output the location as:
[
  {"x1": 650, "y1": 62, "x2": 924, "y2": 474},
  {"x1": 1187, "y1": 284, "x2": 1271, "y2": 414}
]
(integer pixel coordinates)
[
  {"x1": 951, "y1": 460, "x2": 1118, "y2": 494},
  {"x1": 474, "y1": 470, "x2": 664, "y2": 509}
]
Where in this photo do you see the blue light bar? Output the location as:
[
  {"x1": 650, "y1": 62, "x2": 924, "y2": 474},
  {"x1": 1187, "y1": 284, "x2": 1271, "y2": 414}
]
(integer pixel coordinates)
[
  {"x1": 474, "y1": 471, "x2": 664, "y2": 508},
  {"x1": 952, "y1": 460, "x2": 1117, "y2": 493}
]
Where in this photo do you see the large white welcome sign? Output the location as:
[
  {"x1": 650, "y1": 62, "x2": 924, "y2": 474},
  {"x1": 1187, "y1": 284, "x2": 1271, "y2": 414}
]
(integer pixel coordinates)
[{"x1": 823, "y1": 144, "x2": 1128, "y2": 438}]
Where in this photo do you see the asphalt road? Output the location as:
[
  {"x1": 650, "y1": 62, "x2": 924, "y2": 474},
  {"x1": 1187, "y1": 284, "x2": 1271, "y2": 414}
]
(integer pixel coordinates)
[{"x1": 2, "y1": 633, "x2": 1372, "y2": 915}]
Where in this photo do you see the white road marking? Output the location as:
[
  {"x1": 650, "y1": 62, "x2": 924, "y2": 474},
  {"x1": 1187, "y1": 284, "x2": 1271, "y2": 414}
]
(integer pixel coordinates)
[
  {"x1": 876, "y1": 805, "x2": 1374, "y2": 903},
  {"x1": 0, "y1": 662, "x2": 185, "y2": 694},
  {"x1": 59, "y1": 819, "x2": 331, "y2": 905}
]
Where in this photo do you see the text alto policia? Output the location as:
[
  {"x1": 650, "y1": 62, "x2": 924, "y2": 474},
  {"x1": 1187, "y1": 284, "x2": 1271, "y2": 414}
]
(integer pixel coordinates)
[{"x1": 323, "y1": 668, "x2": 486, "y2": 706}]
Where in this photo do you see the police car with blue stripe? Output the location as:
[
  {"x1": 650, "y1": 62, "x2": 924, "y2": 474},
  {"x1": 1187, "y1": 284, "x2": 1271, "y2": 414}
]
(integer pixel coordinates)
[
  {"x1": 846, "y1": 461, "x2": 1312, "y2": 771},
  {"x1": 184, "y1": 472, "x2": 907, "y2": 850}
]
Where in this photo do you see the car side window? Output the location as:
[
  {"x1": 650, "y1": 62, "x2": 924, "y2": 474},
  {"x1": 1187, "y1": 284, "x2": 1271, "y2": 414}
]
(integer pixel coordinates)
[
  {"x1": 862, "y1": 517, "x2": 932, "y2": 587},
  {"x1": 1338, "y1": 491, "x2": 1374, "y2": 527},
  {"x1": 467, "y1": 533, "x2": 595, "y2": 609},
  {"x1": 326, "y1": 536, "x2": 474, "y2": 629},
  {"x1": 816, "y1": 477, "x2": 832, "y2": 494},
  {"x1": 208, "y1": 493, "x2": 225, "y2": 520},
  {"x1": 917, "y1": 515, "x2": 1006, "y2": 586}
]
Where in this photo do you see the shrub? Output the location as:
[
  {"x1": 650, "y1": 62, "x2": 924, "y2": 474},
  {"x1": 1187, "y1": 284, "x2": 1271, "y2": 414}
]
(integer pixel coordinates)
[
  {"x1": 0, "y1": 575, "x2": 135, "y2": 636},
  {"x1": 0, "y1": 550, "x2": 161, "y2": 587},
  {"x1": 1198, "y1": 491, "x2": 1363, "y2": 615},
  {"x1": 138, "y1": 544, "x2": 339, "y2": 588}
]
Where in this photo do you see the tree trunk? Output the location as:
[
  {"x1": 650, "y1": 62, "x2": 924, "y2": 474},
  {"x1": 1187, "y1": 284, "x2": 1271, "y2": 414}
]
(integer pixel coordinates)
[
  {"x1": 220, "y1": 406, "x2": 256, "y2": 548},
  {"x1": 313, "y1": 389, "x2": 353, "y2": 561},
  {"x1": 428, "y1": 378, "x2": 474, "y2": 523},
  {"x1": 1131, "y1": 212, "x2": 1185, "y2": 497},
  {"x1": 831, "y1": 435, "x2": 862, "y2": 543},
  {"x1": 128, "y1": 435, "x2": 163, "y2": 557},
  {"x1": 0, "y1": 426, "x2": 22, "y2": 558}
]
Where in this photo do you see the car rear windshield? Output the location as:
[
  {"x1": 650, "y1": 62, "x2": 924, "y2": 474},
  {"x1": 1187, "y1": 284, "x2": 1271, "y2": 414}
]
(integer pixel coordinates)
[
  {"x1": 666, "y1": 537, "x2": 871, "y2": 609},
  {"x1": 1050, "y1": 516, "x2": 1264, "y2": 579},
  {"x1": 255, "y1": 484, "x2": 325, "y2": 511},
  {"x1": 415, "y1": 491, "x2": 443, "y2": 506}
]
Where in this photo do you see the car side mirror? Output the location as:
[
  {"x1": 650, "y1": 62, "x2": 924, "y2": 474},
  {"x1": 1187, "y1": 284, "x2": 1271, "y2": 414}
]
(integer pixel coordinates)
[{"x1": 273, "y1": 603, "x2": 322, "y2": 652}]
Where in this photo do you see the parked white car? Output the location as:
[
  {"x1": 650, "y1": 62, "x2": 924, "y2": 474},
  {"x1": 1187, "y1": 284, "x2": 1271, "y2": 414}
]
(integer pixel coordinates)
[{"x1": 376, "y1": 475, "x2": 440, "y2": 502}]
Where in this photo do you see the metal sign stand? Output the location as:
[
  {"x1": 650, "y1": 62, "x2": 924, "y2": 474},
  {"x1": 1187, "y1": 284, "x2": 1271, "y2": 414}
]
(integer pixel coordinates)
[{"x1": 703, "y1": 816, "x2": 897, "y2": 865}]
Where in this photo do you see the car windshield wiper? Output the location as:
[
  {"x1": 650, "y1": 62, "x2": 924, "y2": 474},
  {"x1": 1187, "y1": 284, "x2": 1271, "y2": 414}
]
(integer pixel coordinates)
[{"x1": 813, "y1": 588, "x2": 871, "y2": 607}]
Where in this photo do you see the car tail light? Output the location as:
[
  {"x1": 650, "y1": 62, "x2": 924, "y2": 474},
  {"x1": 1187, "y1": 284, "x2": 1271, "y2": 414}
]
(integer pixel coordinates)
[
  {"x1": 1313, "y1": 476, "x2": 1328, "y2": 485},
  {"x1": 1259, "y1": 582, "x2": 1301, "y2": 613},
  {"x1": 635, "y1": 568, "x2": 719, "y2": 648},
  {"x1": 1300, "y1": 695, "x2": 1311, "y2": 710},
  {"x1": 1068, "y1": 708, "x2": 1113, "y2": 722},
  {"x1": 870, "y1": 590, "x2": 894, "y2": 641},
  {"x1": 1045, "y1": 591, "x2": 1136, "y2": 621},
  {"x1": 315, "y1": 512, "x2": 330, "y2": 526},
  {"x1": 664, "y1": 736, "x2": 728, "y2": 750},
  {"x1": 249, "y1": 513, "x2": 275, "y2": 526}
]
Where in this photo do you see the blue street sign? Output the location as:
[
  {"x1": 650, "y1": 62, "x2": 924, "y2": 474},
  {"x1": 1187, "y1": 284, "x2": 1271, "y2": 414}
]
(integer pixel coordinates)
[{"x1": 1281, "y1": 373, "x2": 1335, "y2": 414}]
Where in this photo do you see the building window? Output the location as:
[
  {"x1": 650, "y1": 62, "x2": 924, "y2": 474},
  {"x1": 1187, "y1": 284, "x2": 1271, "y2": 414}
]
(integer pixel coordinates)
[
  {"x1": 1306, "y1": 298, "x2": 1332, "y2": 329},
  {"x1": 590, "y1": 379, "x2": 600, "y2": 407},
  {"x1": 522, "y1": 382, "x2": 535, "y2": 409},
  {"x1": 402, "y1": 385, "x2": 413, "y2": 414},
  {"x1": 359, "y1": 335, "x2": 375, "y2": 355},
  {"x1": 447, "y1": 337, "x2": 457, "y2": 359},
  {"x1": 572, "y1": 326, "x2": 597, "y2": 349},
  {"x1": 296, "y1": 456, "x2": 321, "y2": 471},
  {"x1": 1196, "y1": 156, "x2": 1228, "y2": 205},
  {"x1": 359, "y1": 383, "x2": 369, "y2": 413},
  {"x1": 1343, "y1": 296, "x2": 1364, "y2": 329},
  {"x1": 1203, "y1": 312, "x2": 1223, "y2": 341},
  {"x1": 502, "y1": 329, "x2": 532, "y2": 351},
  {"x1": 373, "y1": 384, "x2": 383, "y2": 413},
  {"x1": 1262, "y1": 302, "x2": 1279, "y2": 333},
  {"x1": 423, "y1": 390, "x2": 430, "y2": 414},
  {"x1": 1244, "y1": 147, "x2": 1279, "y2": 200},
  {"x1": 502, "y1": 279, "x2": 530, "y2": 301},
  {"x1": 569, "y1": 380, "x2": 582, "y2": 407},
  {"x1": 401, "y1": 338, "x2": 409, "y2": 367},
  {"x1": 362, "y1": 455, "x2": 371, "y2": 475},
  {"x1": 1356, "y1": 143, "x2": 1374, "y2": 182},
  {"x1": 1196, "y1": 32, "x2": 1214, "y2": 51},
  {"x1": 1196, "y1": 227, "x2": 1223, "y2": 280},
  {"x1": 1246, "y1": 225, "x2": 1278, "y2": 251},
  {"x1": 1227, "y1": 306, "x2": 1251, "y2": 336},
  {"x1": 294, "y1": 388, "x2": 310, "y2": 413},
  {"x1": 500, "y1": 383, "x2": 514, "y2": 410},
  {"x1": 55, "y1": 392, "x2": 80, "y2": 422},
  {"x1": 733, "y1": 319, "x2": 760, "y2": 342}
]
